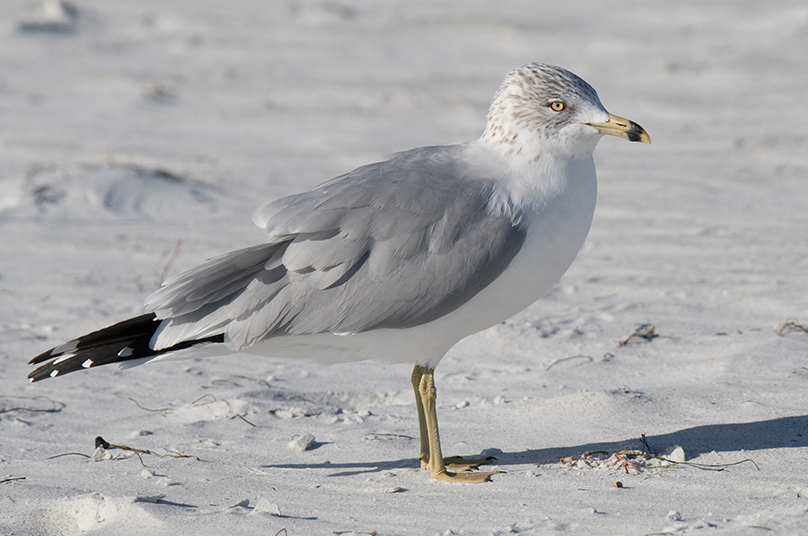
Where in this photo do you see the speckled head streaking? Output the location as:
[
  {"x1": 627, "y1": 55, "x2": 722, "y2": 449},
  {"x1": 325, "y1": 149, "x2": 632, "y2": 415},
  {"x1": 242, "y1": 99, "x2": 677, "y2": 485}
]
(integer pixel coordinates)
[{"x1": 482, "y1": 63, "x2": 635, "y2": 161}]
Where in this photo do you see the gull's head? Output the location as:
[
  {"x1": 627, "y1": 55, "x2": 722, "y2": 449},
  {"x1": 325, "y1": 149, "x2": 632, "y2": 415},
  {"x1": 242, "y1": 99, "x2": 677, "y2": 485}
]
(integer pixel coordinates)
[{"x1": 482, "y1": 63, "x2": 649, "y2": 162}]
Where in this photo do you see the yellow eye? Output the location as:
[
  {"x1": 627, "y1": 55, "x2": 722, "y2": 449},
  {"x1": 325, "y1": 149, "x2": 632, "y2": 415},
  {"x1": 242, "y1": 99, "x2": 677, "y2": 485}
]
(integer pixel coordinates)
[{"x1": 549, "y1": 100, "x2": 566, "y2": 112}]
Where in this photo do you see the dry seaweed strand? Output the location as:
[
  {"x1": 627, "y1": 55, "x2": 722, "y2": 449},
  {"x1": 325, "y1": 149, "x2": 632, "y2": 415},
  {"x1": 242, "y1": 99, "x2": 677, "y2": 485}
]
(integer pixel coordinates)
[
  {"x1": 1, "y1": 476, "x2": 26, "y2": 484},
  {"x1": 235, "y1": 413, "x2": 256, "y2": 426},
  {"x1": 159, "y1": 239, "x2": 183, "y2": 286},
  {"x1": 188, "y1": 393, "x2": 218, "y2": 408},
  {"x1": 189, "y1": 394, "x2": 252, "y2": 426},
  {"x1": 46, "y1": 452, "x2": 91, "y2": 460},
  {"x1": 639, "y1": 433, "x2": 653, "y2": 454},
  {"x1": 128, "y1": 397, "x2": 174, "y2": 413},
  {"x1": 557, "y1": 450, "x2": 759, "y2": 474},
  {"x1": 45, "y1": 436, "x2": 199, "y2": 463},
  {"x1": 363, "y1": 433, "x2": 415, "y2": 440},
  {"x1": 130, "y1": 394, "x2": 253, "y2": 426},
  {"x1": 0, "y1": 324, "x2": 48, "y2": 340},
  {"x1": 96, "y1": 436, "x2": 200, "y2": 463},
  {"x1": 96, "y1": 436, "x2": 149, "y2": 465},
  {"x1": 546, "y1": 354, "x2": 593, "y2": 370},
  {"x1": 778, "y1": 321, "x2": 808, "y2": 336},
  {"x1": 619, "y1": 324, "x2": 670, "y2": 346},
  {"x1": 161, "y1": 450, "x2": 200, "y2": 461},
  {"x1": 0, "y1": 395, "x2": 64, "y2": 414},
  {"x1": 209, "y1": 378, "x2": 242, "y2": 387},
  {"x1": 231, "y1": 374, "x2": 273, "y2": 389}
]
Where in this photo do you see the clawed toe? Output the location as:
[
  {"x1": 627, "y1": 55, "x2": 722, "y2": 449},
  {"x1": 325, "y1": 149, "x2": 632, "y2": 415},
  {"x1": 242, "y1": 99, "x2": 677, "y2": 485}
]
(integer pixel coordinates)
[
  {"x1": 432, "y1": 468, "x2": 499, "y2": 483},
  {"x1": 444, "y1": 455, "x2": 496, "y2": 471}
]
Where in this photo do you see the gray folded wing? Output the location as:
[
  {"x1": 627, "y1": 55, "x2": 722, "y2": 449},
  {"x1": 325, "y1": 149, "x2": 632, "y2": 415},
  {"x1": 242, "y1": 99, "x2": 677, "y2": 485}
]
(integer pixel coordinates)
[{"x1": 145, "y1": 145, "x2": 526, "y2": 351}]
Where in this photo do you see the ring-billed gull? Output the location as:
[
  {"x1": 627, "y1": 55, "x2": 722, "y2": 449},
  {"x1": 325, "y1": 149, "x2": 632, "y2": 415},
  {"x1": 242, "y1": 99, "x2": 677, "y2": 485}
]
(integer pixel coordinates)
[{"x1": 28, "y1": 63, "x2": 649, "y2": 483}]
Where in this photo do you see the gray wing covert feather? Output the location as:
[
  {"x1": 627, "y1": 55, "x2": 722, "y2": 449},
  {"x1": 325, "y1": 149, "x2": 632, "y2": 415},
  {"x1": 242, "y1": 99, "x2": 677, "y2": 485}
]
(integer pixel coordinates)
[{"x1": 147, "y1": 146, "x2": 526, "y2": 351}]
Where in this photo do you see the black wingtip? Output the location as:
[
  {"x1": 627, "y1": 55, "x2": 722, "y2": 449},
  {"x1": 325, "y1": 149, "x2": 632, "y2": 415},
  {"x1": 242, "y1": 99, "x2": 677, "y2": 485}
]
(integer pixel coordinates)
[
  {"x1": 27, "y1": 313, "x2": 225, "y2": 382},
  {"x1": 27, "y1": 314, "x2": 160, "y2": 381},
  {"x1": 27, "y1": 369, "x2": 54, "y2": 383},
  {"x1": 29, "y1": 347, "x2": 59, "y2": 366}
]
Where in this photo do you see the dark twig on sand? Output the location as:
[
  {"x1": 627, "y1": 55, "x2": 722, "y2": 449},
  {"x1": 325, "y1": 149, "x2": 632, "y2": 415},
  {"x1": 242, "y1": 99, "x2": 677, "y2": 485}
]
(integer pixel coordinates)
[{"x1": 619, "y1": 324, "x2": 669, "y2": 346}]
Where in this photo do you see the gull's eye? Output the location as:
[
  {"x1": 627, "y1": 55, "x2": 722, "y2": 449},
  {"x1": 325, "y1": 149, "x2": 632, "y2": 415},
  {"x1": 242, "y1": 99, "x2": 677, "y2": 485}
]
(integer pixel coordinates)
[{"x1": 549, "y1": 100, "x2": 566, "y2": 112}]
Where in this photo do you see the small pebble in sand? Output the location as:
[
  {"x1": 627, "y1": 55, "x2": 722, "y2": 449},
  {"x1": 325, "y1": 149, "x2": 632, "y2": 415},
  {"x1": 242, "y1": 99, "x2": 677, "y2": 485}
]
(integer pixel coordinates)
[
  {"x1": 252, "y1": 498, "x2": 281, "y2": 516},
  {"x1": 288, "y1": 433, "x2": 316, "y2": 452}
]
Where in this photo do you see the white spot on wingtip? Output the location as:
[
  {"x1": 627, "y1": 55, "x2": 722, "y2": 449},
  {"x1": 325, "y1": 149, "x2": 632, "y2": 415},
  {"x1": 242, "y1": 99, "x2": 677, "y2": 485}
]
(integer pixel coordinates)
[
  {"x1": 52, "y1": 353, "x2": 75, "y2": 365},
  {"x1": 82, "y1": 359, "x2": 93, "y2": 368},
  {"x1": 118, "y1": 347, "x2": 133, "y2": 357},
  {"x1": 50, "y1": 370, "x2": 60, "y2": 378},
  {"x1": 53, "y1": 341, "x2": 79, "y2": 355}
]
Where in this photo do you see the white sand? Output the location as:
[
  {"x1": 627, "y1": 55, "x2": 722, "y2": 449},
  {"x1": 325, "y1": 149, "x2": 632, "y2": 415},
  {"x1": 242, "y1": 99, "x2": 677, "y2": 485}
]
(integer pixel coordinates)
[{"x1": 2, "y1": 1, "x2": 808, "y2": 534}]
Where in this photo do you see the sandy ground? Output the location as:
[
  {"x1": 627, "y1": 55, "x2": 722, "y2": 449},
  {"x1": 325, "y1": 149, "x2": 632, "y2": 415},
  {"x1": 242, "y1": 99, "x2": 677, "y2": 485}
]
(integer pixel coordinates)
[{"x1": 2, "y1": 1, "x2": 808, "y2": 534}]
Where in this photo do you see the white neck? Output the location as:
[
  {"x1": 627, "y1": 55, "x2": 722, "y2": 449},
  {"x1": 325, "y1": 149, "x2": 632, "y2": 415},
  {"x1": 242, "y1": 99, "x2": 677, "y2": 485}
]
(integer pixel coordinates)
[{"x1": 470, "y1": 136, "x2": 597, "y2": 222}]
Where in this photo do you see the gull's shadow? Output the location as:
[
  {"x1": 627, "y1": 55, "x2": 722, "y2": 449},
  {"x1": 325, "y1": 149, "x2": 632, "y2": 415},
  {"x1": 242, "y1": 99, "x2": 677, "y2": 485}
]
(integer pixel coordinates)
[
  {"x1": 498, "y1": 414, "x2": 808, "y2": 467},
  {"x1": 261, "y1": 415, "x2": 808, "y2": 477},
  {"x1": 262, "y1": 457, "x2": 420, "y2": 478}
]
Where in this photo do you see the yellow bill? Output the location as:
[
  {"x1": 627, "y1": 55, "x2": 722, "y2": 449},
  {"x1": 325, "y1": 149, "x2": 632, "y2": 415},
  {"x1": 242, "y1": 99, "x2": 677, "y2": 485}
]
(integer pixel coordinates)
[{"x1": 587, "y1": 113, "x2": 650, "y2": 144}]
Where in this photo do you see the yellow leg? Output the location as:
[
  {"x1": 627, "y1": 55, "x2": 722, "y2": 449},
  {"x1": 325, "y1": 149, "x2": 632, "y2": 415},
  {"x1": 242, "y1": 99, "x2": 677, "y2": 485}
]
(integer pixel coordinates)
[
  {"x1": 410, "y1": 365, "x2": 430, "y2": 469},
  {"x1": 413, "y1": 365, "x2": 498, "y2": 483}
]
